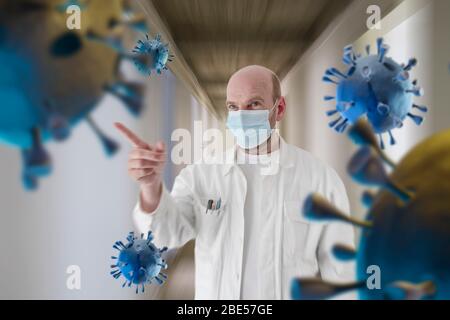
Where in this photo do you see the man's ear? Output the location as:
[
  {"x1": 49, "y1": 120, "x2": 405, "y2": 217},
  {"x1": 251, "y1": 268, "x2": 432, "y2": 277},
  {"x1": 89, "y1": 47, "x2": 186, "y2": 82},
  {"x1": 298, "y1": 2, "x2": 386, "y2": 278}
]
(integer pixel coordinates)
[{"x1": 276, "y1": 97, "x2": 287, "y2": 122}]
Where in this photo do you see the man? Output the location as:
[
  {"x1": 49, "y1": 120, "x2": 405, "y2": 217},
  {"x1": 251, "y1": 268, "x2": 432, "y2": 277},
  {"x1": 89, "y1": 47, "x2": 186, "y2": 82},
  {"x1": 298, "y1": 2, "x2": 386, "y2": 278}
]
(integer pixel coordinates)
[{"x1": 115, "y1": 65, "x2": 355, "y2": 300}]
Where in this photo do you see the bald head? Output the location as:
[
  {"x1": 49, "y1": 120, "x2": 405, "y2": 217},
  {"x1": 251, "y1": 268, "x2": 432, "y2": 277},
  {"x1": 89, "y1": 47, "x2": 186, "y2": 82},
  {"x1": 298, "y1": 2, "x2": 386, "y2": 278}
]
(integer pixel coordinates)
[{"x1": 227, "y1": 65, "x2": 281, "y2": 106}]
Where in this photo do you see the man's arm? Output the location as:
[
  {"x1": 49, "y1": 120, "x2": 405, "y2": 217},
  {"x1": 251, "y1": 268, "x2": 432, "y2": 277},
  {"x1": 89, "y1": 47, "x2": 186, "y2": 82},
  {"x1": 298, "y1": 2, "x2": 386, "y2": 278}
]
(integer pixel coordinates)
[
  {"x1": 115, "y1": 122, "x2": 197, "y2": 249},
  {"x1": 133, "y1": 166, "x2": 197, "y2": 249}
]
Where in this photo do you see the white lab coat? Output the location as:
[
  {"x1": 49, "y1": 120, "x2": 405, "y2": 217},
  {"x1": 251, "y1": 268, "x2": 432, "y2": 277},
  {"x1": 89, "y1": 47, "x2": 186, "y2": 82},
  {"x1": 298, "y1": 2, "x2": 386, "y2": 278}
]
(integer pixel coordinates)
[{"x1": 133, "y1": 137, "x2": 356, "y2": 300}]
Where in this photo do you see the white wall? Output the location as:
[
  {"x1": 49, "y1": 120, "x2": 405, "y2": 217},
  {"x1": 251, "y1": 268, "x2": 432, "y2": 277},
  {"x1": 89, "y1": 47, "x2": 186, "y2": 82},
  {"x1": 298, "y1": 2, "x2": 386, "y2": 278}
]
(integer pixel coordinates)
[{"x1": 281, "y1": 0, "x2": 450, "y2": 226}]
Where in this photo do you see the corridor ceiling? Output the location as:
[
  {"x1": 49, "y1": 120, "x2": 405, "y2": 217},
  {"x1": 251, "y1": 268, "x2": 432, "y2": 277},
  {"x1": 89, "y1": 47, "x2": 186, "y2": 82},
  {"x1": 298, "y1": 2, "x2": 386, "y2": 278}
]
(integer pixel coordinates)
[{"x1": 146, "y1": 0, "x2": 352, "y2": 119}]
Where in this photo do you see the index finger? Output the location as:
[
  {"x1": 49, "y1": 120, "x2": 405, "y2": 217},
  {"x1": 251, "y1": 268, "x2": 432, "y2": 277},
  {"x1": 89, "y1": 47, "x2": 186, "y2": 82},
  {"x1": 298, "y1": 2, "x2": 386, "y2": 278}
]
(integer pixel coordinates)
[{"x1": 114, "y1": 122, "x2": 150, "y2": 149}]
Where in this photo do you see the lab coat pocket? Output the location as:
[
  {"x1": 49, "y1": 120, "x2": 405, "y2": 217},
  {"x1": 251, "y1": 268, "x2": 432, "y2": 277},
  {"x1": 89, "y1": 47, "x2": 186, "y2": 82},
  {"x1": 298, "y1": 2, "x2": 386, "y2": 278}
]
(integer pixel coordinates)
[
  {"x1": 196, "y1": 197, "x2": 226, "y2": 243},
  {"x1": 283, "y1": 200, "x2": 320, "y2": 267}
]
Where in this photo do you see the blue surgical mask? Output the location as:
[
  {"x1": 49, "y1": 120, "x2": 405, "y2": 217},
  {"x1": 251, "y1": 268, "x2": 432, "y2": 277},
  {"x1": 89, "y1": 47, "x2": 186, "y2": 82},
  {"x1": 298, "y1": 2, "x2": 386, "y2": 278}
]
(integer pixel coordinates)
[{"x1": 226, "y1": 99, "x2": 279, "y2": 149}]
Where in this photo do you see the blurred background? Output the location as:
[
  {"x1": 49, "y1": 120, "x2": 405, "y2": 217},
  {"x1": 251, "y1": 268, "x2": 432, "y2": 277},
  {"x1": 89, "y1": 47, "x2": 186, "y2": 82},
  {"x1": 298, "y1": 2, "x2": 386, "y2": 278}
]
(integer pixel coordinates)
[{"x1": 0, "y1": 0, "x2": 449, "y2": 299}]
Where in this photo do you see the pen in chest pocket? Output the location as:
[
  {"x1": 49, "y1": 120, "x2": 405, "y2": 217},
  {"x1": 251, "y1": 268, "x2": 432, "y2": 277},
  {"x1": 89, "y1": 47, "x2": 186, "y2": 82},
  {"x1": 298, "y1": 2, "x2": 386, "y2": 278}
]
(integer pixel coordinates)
[
  {"x1": 206, "y1": 200, "x2": 213, "y2": 214},
  {"x1": 205, "y1": 198, "x2": 222, "y2": 214}
]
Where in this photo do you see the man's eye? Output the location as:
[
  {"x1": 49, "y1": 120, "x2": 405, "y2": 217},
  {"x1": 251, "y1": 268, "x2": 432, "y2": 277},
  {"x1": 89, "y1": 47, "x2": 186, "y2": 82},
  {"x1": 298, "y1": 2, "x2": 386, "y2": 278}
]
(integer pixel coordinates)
[
  {"x1": 250, "y1": 102, "x2": 261, "y2": 108},
  {"x1": 227, "y1": 105, "x2": 238, "y2": 111}
]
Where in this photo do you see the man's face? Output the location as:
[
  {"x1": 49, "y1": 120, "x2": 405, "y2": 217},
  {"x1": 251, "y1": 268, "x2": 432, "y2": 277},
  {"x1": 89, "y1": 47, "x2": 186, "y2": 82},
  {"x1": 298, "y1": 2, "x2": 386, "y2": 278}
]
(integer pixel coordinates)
[{"x1": 226, "y1": 68, "x2": 284, "y2": 128}]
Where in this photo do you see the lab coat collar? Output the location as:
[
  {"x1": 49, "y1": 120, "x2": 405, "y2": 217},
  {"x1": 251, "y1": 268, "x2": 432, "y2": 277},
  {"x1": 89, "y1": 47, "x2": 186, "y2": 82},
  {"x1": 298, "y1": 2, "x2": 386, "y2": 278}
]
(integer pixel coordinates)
[{"x1": 222, "y1": 133, "x2": 295, "y2": 176}]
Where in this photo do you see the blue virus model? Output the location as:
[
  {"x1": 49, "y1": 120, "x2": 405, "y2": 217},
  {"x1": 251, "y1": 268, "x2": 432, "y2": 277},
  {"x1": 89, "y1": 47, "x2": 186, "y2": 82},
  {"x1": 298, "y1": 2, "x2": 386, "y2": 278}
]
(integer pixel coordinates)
[
  {"x1": 0, "y1": 0, "x2": 150, "y2": 190},
  {"x1": 323, "y1": 38, "x2": 428, "y2": 149},
  {"x1": 291, "y1": 120, "x2": 450, "y2": 300},
  {"x1": 111, "y1": 231, "x2": 168, "y2": 294},
  {"x1": 132, "y1": 34, "x2": 174, "y2": 76}
]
